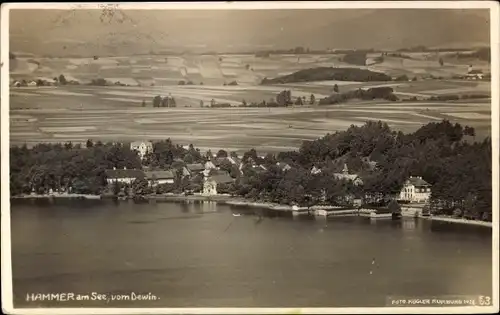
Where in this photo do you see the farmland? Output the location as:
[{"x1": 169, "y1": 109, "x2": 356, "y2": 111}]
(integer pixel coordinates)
[{"x1": 9, "y1": 52, "x2": 492, "y2": 153}]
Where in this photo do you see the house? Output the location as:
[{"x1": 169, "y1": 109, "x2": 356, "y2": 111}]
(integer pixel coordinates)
[
  {"x1": 27, "y1": 80, "x2": 37, "y2": 86},
  {"x1": 105, "y1": 167, "x2": 145, "y2": 185},
  {"x1": 130, "y1": 141, "x2": 153, "y2": 160},
  {"x1": 180, "y1": 166, "x2": 191, "y2": 177},
  {"x1": 311, "y1": 165, "x2": 322, "y2": 175},
  {"x1": 144, "y1": 169, "x2": 176, "y2": 187},
  {"x1": 186, "y1": 163, "x2": 205, "y2": 176},
  {"x1": 214, "y1": 156, "x2": 240, "y2": 168},
  {"x1": 466, "y1": 66, "x2": 484, "y2": 80},
  {"x1": 205, "y1": 160, "x2": 217, "y2": 170},
  {"x1": 12, "y1": 81, "x2": 21, "y2": 87},
  {"x1": 276, "y1": 162, "x2": 292, "y2": 172},
  {"x1": 207, "y1": 169, "x2": 232, "y2": 177},
  {"x1": 202, "y1": 173, "x2": 234, "y2": 196},
  {"x1": 333, "y1": 164, "x2": 363, "y2": 186},
  {"x1": 399, "y1": 176, "x2": 432, "y2": 203}
]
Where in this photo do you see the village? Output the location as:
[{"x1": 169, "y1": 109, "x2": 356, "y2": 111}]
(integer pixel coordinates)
[
  {"x1": 98, "y1": 140, "x2": 434, "y2": 219},
  {"x1": 10, "y1": 116, "x2": 491, "y2": 226}
]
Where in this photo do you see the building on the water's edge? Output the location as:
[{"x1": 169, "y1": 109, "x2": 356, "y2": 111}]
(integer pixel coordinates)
[
  {"x1": 399, "y1": 176, "x2": 431, "y2": 203},
  {"x1": 203, "y1": 173, "x2": 234, "y2": 196},
  {"x1": 144, "y1": 170, "x2": 176, "y2": 187}
]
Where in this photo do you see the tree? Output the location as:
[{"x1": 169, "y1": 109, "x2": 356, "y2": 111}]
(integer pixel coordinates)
[
  {"x1": 132, "y1": 178, "x2": 150, "y2": 195},
  {"x1": 58, "y1": 74, "x2": 67, "y2": 85},
  {"x1": 170, "y1": 97, "x2": 177, "y2": 107},
  {"x1": 388, "y1": 199, "x2": 401, "y2": 213},
  {"x1": 295, "y1": 97, "x2": 303, "y2": 105},
  {"x1": 309, "y1": 94, "x2": 316, "y2": 105},
  {"x1": 141, "y1": 100, "x2": 146, "y2": 107},
  {"x1": 439, "y1": 57, "x2": 444, "y2": 66},
  {"x1": 161, "y1": 96, "x2": 170, "y2": 107},
  {"x1": 205, "y1": 149, "x2": 213, "y2": 160},
  {"x1": 219, "y1": 159, "x2": 233, "y2": 173},
  {"x1": 153, "y1": 95, "x2": 162, "y2": 108},
  {"x1": 242, "y1": 99, "x2": 247, "y2": 107},
  {"x1": 243, "y1": 148, "x2": 258, "y2": 164},
  {"x1": 112, "y1": 180, "x2": 122, "y2": 196},
  {"x1": 333, "y1": 84, "x2": 339, "y2": 93},
  {"x1": 183, "y1": 153, "x2": 195, "y2": 164},
  {"x1": 245, "y1": 64, "x2": 250, "y2": 70},
  {"x1": 216, "y1": 150, "x2": 228, "y2": 158},
  {"x1": 200, "y1": 100, "x2": 204, "y2": 107},
  {"x1": 86, "y1": 139, "x2": 94, "y2": 148}
]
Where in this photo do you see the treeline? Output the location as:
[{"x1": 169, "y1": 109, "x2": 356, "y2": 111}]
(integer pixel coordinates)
[
  {"x1": 396, "y1": 46, "x2": 483, "y2": 53},
  {"x1": 318, "y1": 87, "x2": 398, "y2": 105},
  {"x1": 445, "y1": 48, "x2": 491, "y2": 63},
  {"x1": 151, "y1": 95, "x2": 177, "y2": 107},
  {"x1": 10, "y1": 140, "x2": 142, "y2": 196},
  {"x1": 342, "y1": 51, "x2": 367, "y2": 66},
  {"x1": 260, "y1": 67, "x2": 392, "y2": 85}
]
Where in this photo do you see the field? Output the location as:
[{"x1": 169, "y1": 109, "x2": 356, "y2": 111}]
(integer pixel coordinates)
[{"x1": 9, "y1": 53, "x2": 492, "y2": 153}]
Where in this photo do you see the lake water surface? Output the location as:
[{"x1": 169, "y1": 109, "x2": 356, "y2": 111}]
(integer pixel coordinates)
[{"x1": 10, "y1": 199, "x2": 492, "y2": 308}]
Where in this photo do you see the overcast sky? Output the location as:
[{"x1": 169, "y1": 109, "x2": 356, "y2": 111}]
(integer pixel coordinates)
[{"x1": 9, "y1": 8, "x2": 491, "y2": 55}]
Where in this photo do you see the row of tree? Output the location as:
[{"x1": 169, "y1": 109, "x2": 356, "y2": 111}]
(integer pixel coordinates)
[{"x1": 151, "y1": 95, "x2": 177, "y2": 107}]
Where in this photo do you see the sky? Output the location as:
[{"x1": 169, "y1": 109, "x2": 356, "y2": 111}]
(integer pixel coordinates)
[{"x1": 9, "y1": 8, "x2": 491, "y2": 56}]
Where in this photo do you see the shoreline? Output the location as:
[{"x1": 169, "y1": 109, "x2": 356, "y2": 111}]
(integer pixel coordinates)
[
  {"x1": 422, "y1": 215, "x2": 492, "y2": 228},
  {"x1": 11, "y1": 193, "x2": 101, "y2": 200},
  {"x1": 10, "y1": 193, "x2": 492, "y2": 227}
]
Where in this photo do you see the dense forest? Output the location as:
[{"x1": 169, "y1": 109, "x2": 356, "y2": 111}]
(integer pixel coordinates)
[
  {"x1": 260, "y1": 67, "x2": 392, "y2": 85},
  {"x1": 10, "y1": 120, "x2": 492, "y2": 220}
]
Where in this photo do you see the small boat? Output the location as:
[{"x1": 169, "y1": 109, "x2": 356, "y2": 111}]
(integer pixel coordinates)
[{"x1": 232, "y1": 213, "x2": 241, "y2": 217}]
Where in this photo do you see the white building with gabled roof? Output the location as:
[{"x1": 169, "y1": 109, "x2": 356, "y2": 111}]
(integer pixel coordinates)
[
  {"x1": 399, "y1": 176, "x2": 432, "y2": 203},
  {"x1": 130, "y1": 141, "x2": 153, "y2": 160}
]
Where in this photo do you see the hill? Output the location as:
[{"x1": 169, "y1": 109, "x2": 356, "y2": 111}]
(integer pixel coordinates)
[
  {"x1": 9, "y1": 9, "x2": 490, "y2": 57},
  {"x1": 260, "y1": 67, "x2": 392, "y2": 85}
]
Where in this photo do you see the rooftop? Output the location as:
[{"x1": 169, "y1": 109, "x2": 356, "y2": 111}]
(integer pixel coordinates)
[
  {"x1": 207, "y1": 174, "x2": 234, "y2": 184},
  {"x1": 105, "y1": 169, "x2": 145, "y2": 179},
  {"x1": 407, "y1": 176, "x2": 431, "y2": 187},
  {"x1": 130, "y1": 141, "x2": 153, "y2": 146},
  {"x1": 186, "y1": 163, "x2": 205, "y2": 171},
  {"x1": 144, "y1": 170, "x2": 176, "y2": 180}
]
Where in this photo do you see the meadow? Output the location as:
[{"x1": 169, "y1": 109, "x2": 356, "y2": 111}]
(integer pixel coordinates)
[{"x1": 9, "y1": 52, "x2": 492, "y2": 153}]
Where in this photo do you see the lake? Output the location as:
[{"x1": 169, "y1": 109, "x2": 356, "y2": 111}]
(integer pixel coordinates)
[{"x1": 10, "y1": 198, "x2": 492, "y2": 308}]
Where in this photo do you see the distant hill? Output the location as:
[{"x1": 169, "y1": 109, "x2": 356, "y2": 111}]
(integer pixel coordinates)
[
  {"x1": 9, "y1": 9, "x2": 490, "y2": 57},
  {"x1": 260, "y1": 67, "x2": 392, "y2": 85}
]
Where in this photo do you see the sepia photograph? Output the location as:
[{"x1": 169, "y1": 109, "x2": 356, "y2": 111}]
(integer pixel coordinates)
[{"x1": 1, "y1": 1, "x2": 499, "y2": 314}]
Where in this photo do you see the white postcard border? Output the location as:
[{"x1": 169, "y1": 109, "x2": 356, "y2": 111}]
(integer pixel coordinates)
[{"x1": 1, "y1": 1, "x2": 499, "y2": 314}]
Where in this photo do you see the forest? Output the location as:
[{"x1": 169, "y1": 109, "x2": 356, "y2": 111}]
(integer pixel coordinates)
[{"x1": 9, "y1": 120, "x2": 492, "y2": 221}]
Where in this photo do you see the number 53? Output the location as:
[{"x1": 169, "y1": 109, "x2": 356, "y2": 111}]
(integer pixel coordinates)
[{"x1": 479, "y1": 296, "x2": 491, "y2": 306}]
